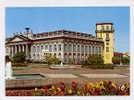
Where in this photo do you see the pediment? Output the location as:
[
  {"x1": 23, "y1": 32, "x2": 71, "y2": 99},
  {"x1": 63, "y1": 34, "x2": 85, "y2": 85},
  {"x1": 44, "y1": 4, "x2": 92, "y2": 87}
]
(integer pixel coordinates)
[{"x1": 11, "y1": 37, "x2": 24, "y2": 42}]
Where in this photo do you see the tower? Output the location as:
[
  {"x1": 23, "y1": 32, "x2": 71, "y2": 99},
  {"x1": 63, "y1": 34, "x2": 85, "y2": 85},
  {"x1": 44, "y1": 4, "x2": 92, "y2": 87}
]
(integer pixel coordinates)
[
  {"x1": 95, "y1": 23, "x2": 114, "y2": 64},
  {"x1": 24, "y1": 27, "x2": 33, "y2": 39}
]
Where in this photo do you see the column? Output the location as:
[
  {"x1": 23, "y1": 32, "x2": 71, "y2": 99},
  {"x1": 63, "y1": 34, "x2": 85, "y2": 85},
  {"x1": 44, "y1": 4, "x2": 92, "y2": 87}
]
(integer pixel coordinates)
[
  {"x1": 14, "y1": 45, "x2": 16, "y2": 54},
  {"x1": 22, "y1": 45, "x2": 25, "y2": 52},
  {"x1": 11, "y1": 46, "x2": 14, "y2": 57},
  {"x1": 20, "y1": 45, "x2": 22, "y2": 52},
  {"x1": 100, "y1": 46, "x2": 103, "y2": 56},
  {"x1": 26, "y1": 44, "x2": 28, "y2": 58},
  {"x1": 30, "y1": 46, "x2": 33, "y2": 59},
  {"x1": 18, "y1": 45, "x2": 21, "y2": 52},
  {"x1": 91, "y1": 45, "x2": 93, "y2": 55},
  {"x1": 9, "y1": 46, "x2": 11, "y2": 56},
  {"x1": 79, "y1": 44, "x2": 82, "y2": 63},
  {"x1": 61, "y1": 43, "x2": 64, "y2": 63},
  {"x1": 13, "y1": 45, "x2": 15, "y2": 56}
]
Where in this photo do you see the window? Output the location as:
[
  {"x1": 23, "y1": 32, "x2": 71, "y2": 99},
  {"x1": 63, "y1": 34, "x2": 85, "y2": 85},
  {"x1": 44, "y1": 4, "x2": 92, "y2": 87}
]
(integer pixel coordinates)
[
  {"x1": 73, "y1": 45, "x2": 76, "y2": 52},
  {"x1": 37, "y1": 46, "x2": 40, "y2": 52},
  {"x1": 92, "y1": 46, "x2": 94, "y2": 54},
  {"x1": 77, "y1": 45, "x2": 80, "y2": 52},
  {"x1": 33, "y1": 46, "x2": 35, "y2": 52},
  {"x1": 54, "y1": 53, "x2": 56, "y2": 57},
  {"x1": 99, "y1": 47, "x2": 101, "y2": 54},
  {"x1": 106, "y1": 34, "x2": 109, "y2": 38},
  {"x1": 49, "y1": 45, "x2": 52, "y2": 52},
  {"x1": 89, "y1": 46, "x2": 91, "y2": 54},
  {"x1": 106, "y1": 47, "x2": 109, "y2": 52},
  {"x1": 45, "y1": 45, "x2": 48, "y2": 50},
  {"x1": 69, "y1": 44, "x2": 72, "y2": 51},
  {"x1": 58, "y1": 44, "x2": 61, "y2": 51},
  {"x1": 85, "y1": 46, "x2": 88, "y2": 53},
  {"x1": 64, "y1": 44, "x2": 67, "y2": 52},
  {"x1": 106, "y1": 42, "x2": 109, "y2": 45},
  {"x1": 106, "y1": 34, "x2": 110, "y2": 41},
  {"x1": 41, "y1": 45, "x2": 43, "y2": 51},
  {"x1": 81, "y1": 45, "x2": 84, "y2": 52},
  {"x1": 106, "y1": 26, "x2": 110, "y2": 30},
  {"x1": 54, "y1": 44, "x2": 57, "y2": 51},
  {"x1": 102, "y1": 26, "x2": 104, "y2": 30},
  {"x1": 96, "y1": 47, "x2": 98, "y2": 54}
]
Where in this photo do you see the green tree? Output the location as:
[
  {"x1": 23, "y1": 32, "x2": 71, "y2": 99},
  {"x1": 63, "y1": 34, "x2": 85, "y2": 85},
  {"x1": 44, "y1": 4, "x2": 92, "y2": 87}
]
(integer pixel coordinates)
[
  {"x1": 13, "y1": 52, "x2": 26, "y2": 63},
  {"x1": 122, "y1": 57, "x2": 130, "y2": 65},
  {"x1": 85, "y1": 55, "x2": 104, "y2": 65},
  {"x1": 44, "y1": 55, "x2": 61, "y2": 66},
  {"x1": 112, "y1": 56, "x2": 121, "y2": 64}
]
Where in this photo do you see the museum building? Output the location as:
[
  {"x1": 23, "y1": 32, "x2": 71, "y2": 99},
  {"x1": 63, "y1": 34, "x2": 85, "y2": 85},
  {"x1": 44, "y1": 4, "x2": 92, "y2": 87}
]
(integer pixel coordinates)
[{"x1": 6, "y1": 23, "x2": 114, "y2": 64}]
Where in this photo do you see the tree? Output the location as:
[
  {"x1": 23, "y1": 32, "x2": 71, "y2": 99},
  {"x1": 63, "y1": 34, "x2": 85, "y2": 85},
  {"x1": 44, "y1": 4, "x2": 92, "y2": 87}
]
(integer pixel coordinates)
[
  {"x1": 44, "y1": 55, "x2": 61, "y2": 66},
  {"x1": 112, "y1": 56, "x2": 130, "y2": 65},
  {"x1": 112, "y1": 56, "x2": 121, "y2": 64},
  {"x1": 122, "y1": 57, "x2": 130, "y2": 65},
  {"x1": 85, "y1": 55, "x2": 104, "y2": 65},
  {"x1": 12, "y1": 52, "x2": 26, "y2": 63}
]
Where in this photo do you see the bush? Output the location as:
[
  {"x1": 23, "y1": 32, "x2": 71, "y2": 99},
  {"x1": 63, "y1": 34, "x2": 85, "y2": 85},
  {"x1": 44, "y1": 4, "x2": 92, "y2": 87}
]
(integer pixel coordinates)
[
  {"x1": 12, "y1": 52, "x2": 26, "y2": 63},
  {"x1": 85, "y1": 55, "x2": 104, "y2": 65},
  {"x1": 112, "y1": 56, "x2": 130, "y2": 65},
  {"x1": 82, "y1": 64, "x2": 114, "y2": 69},
  {"x1": 95, "y1": 64, "x2": 114, "y2": 69},
  {"x1": 122, "y1": 57, "x2": 130, "y2": 65},
  {"x1": 44, "y1": 55, "x2": 61, "y2": 66},
  {"x1": 32, "y1": 61, "x2": 47, "y2": 64},
  {"x1": 112, "y1": 56, "x2": 121, "y2": 64}
]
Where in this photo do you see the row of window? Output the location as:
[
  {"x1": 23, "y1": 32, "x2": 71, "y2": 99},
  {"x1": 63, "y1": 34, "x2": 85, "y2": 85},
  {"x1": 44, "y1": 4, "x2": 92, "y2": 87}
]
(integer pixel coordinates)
[
  {"x1": 101, "y1": 25, "x2": 112, "y2": 31},
  {"x1": 64, "y1": 44, "x2": 102, "y2": 54},
  {"x1": 32, "y1": 44, "x2": 62, "y2": 52},
  {"x1": 32, "y1": 44, "x2": 102, "y2": 54},
  {"x1": 32, "y1": 53, "x2": 101, "y2": 60}
]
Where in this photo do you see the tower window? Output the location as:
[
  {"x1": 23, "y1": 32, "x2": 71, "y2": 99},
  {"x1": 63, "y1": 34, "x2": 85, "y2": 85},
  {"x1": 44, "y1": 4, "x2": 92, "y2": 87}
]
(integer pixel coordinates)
[
  {"x1": 106, "y1": 42, "x2": 109, "y2": 45},
  {"x1": 106, "y1": 47, "x2": 109, "y2": 52},
  {"x1": 106, "y1": 34, "x2": 110, "y2": 41},
  {"x1": 106, "y1": 26, "x2": 109, "y2": 30},
  {"x1": 102, "y1": 26, "x2": 104, "y2": 30}
]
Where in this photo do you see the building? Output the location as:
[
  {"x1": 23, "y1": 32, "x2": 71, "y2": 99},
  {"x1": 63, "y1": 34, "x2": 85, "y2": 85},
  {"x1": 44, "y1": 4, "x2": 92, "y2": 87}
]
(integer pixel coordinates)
[
  {"x1": 114, "y1": 52, "x2": 129, "y2": 58},
  {"x1": 6, "y1": 23, "x2": 114, "y2": 64},
  {"x1": 96, "y1": 23, "x2": 114, "y2": 64}
]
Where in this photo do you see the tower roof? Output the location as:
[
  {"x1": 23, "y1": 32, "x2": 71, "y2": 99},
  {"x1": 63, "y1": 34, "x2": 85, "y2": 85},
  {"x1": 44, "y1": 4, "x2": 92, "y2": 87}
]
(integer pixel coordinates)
[{"x1": 96, "y1": 23, "x2": 113, "y2": 25}]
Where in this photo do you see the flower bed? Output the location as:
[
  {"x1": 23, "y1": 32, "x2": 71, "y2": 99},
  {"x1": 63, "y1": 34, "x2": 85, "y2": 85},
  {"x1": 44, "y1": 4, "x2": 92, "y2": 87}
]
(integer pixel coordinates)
[{"x1": 6, "y1": 81, "x2": 129, "y2": 96}]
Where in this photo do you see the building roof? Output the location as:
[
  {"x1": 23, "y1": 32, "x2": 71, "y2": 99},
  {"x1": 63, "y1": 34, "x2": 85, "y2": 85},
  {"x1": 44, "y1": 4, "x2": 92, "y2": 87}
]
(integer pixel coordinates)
[
  {"x1": 96, "y1": 23, "x2": 113, "y2": 25},
  {"x1": 6, "y1": 29, "x2": 103, "y2": 44},
  {"x1": 33, "y1": 30, "x2": 93, "y2": 37}
]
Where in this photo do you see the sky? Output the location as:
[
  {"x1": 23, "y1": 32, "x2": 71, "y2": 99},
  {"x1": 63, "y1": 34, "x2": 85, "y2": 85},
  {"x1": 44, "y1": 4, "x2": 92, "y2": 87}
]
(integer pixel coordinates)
[{"x1": 6, "y1": 7, "x2": 130, "y2": 53}]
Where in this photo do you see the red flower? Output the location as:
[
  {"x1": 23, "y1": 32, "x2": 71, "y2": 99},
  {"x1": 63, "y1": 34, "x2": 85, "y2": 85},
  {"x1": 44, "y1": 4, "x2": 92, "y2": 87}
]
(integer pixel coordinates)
[
  {"x1": 60, "y1": 86, "x2": 65, "y2": 91},
  {"x1": 43, "y1": 85, "x2": 49, "y2": 89},
  {"x1": 72, "y1": 81, "x2": 78, "y2": 88},
  {"x1": 59, "y1": 82, "x2": 65, "y2": 86}
]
